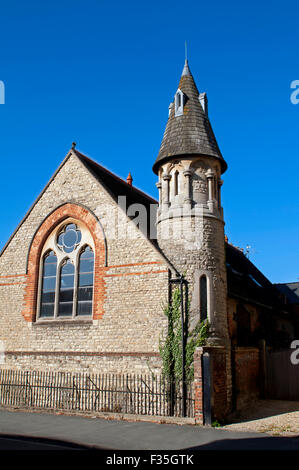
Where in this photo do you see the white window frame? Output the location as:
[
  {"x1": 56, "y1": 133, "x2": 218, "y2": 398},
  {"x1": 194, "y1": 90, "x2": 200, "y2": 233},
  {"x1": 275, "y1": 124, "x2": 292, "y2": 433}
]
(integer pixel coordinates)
[{"x1": 175, "y1": 89, "x2": 184, "y2": 117}]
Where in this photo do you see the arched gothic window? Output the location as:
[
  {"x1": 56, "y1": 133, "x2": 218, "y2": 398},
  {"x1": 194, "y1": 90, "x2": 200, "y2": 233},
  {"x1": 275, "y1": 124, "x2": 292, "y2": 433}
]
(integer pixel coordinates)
[
  {"x1": 37, "y1": 220, "x2": 95, "y2": 320},
  {"x1": 200, "y1": 275, "x2": 208, "y2": 321}
]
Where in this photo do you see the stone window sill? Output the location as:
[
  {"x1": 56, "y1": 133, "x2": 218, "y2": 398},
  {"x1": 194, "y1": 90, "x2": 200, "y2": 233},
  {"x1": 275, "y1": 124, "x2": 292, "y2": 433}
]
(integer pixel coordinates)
[{"x1": 33, "y1": 318, "x2": 93, "y2": 326}]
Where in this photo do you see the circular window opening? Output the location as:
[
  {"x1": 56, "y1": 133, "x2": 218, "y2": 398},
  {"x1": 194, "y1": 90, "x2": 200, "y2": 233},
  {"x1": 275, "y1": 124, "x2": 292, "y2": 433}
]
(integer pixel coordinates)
[{"x1": 57, "y1": 223, "x2": 82, "y2": 253}]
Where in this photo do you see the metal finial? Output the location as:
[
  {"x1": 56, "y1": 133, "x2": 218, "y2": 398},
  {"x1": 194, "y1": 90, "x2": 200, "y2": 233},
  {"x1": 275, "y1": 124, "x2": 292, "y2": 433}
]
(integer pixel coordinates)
[
  {"x1": 182, "y1": 42, "x2": 191, "y2": 77},
  {"x1": 72, "y1": 142, "x2": 76, "y2": 149},
  {"x1": 127, "y1": 172, "x2": 133, "y2": 186}
]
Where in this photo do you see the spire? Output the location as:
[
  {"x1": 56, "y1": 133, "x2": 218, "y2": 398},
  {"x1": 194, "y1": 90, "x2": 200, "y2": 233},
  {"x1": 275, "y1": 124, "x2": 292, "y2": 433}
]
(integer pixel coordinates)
[
  {"x1": 182, "y1": 41, "x2": 191, "y2": 76},
  {"x1": 153, "y1": 60, "x2": 227, "y2": 175},
  {"x1": 182, "y1": 59, "x2": 192, "y2": 77}
]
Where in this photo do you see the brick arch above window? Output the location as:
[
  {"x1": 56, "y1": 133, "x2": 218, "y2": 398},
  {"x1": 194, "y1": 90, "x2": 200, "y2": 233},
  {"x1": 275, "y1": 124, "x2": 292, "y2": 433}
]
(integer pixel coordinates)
[{"x1": 22, "y1": 203, "x2": 106, "y2": 322}]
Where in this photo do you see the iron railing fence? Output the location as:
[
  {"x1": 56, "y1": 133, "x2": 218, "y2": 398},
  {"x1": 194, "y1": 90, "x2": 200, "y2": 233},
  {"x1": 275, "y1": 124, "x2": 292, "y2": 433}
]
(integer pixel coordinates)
[{"x1": 0, "y1": 369, "x2": 194, "y2": 418}]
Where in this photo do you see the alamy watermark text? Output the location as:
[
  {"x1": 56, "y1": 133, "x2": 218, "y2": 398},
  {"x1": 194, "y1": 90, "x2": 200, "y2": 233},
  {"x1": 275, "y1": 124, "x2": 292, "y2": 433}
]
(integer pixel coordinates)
[
  {"x1": 290, "y1": 80, "x2": 299, "y2": 104},
  {"x1": 0, "y1": 81, "x2": 5, "y2": 104}
]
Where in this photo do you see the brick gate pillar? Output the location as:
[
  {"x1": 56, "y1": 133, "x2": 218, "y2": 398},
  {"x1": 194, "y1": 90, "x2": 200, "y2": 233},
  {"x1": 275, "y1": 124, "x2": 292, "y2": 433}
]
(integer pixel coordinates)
[
  {"x1": 194, "y1": 345, "x2": 229, "y2": 424},
  {"x1": 193, "y1": 347, "x2": 204, "y2": 424}
]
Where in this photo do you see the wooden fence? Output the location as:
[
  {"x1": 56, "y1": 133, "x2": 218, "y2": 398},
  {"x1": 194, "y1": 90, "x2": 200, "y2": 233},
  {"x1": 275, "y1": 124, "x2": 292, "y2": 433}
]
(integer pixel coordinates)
[
  {"x1": 265, "y1": 349, "x2": 299, "y2": 400},
  {"x1": 0, "y1": 369, "x2": 194, "y2": 417}
]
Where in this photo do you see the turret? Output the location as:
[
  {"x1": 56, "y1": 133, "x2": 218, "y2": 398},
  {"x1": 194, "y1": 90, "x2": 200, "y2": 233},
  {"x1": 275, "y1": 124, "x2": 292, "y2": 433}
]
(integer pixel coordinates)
[{"x1": 154, "y1": 59, "x2": 229, "y2": 345}]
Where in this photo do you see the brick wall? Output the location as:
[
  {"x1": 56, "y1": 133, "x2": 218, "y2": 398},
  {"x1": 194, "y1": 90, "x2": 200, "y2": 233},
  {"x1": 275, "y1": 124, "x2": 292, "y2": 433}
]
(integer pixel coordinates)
[{"x1": 233, "y1": 347, "x2": 260, "y2": 410}]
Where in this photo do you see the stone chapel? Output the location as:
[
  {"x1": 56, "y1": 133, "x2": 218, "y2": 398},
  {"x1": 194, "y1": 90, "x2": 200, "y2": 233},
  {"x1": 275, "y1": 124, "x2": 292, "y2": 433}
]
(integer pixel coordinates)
[{"x1": 0, "y1": 59, "x2": 297, "y2": 420}]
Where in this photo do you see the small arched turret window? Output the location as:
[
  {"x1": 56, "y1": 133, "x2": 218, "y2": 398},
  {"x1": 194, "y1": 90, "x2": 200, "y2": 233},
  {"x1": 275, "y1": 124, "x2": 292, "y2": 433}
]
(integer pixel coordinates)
[
  {"x1": 174, "y1": 171, "x2": 179, "y2": 196},
  {"x1": 175, "y1": 89, "x2": 184, "y2": 117},
  {"x1": 37, "y1": 220, "x2": 95, "y2": 320},
  {"x1": 200, "y1": 275, "x2": 208, "y2": 321}
]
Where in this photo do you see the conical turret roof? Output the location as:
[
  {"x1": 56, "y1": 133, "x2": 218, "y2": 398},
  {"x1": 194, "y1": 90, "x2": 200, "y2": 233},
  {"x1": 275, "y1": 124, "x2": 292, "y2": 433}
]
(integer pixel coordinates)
[{"x1": 153, "y1": 60, "x2": 227, "y2": 174}]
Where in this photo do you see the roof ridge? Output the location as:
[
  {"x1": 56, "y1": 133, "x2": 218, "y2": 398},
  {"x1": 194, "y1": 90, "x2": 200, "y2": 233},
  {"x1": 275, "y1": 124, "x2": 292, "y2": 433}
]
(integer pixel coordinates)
[
  {"x1": 225, "y1": 242, "x2": 274, "y2": 287},
  {"x1": 275, "y1": 281, "x2": 299, "y2": 286},
  {"x1": 74, "y1": 149, "x2": 158, "y2": 204}
]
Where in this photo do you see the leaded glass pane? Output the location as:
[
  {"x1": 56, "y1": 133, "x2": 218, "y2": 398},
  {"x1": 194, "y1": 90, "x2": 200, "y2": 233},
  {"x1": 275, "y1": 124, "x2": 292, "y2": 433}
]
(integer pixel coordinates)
[
  {"x1": 77, "y1": 246, "x2": 94, "y2": 316},
  {"x1": 40, "y1": 303, "x2": 55, "y2": 317},
  {"x1": 41, "y1": 291, "x2": 55, "y2": 303},
  {"x1": 42, "y1": 276, "x2": 56, "y2": 292},
  {"x1": 79, "y1": 258, "x2": 94, "y2": 273},
  {"x1": 66, "y1": 223, "x2": 76, "y2": 230},
  {"x1": 80, "y1": 247, "x2": 94, "y2": 259},
  {"x1": 79, "y1": 273, "x2": 94, "y2": 287},
  {"x1": 40, "y1": 251, "x2": 57, "y2": 318},
  {"x1": 43, "y1": 262, "x2": 57, "y2": 277},
  {"x1": 78, "y1": 287, "x2": 93, "y2": 302},
  {"x1": 63, "y1": 229, "x2": 77, "y2": 248},
  {"x1": 44, "y1": 252, "x2": 57, "y2": 264},
  {"x1": 59, "y1": 289, "x2": 74, "y2": 302},
  {"x1": 77, "y1": 302, "x2": 92, "y2": 316},
  {"x1": 57, "y1": 233, "x2": 64, "y2": 246},
  {"x1": 57, "y1": 224, "x2": 82, "y2": 254},
  {"x1": 61, "y1": 261, "x2": 75, "y2": 275},
  {"x1": 58, "y1": 302, "x2": 73, "y2": 316},
  {"x1": 58, "y1": 260, "x2": 74, "y2": 316}
]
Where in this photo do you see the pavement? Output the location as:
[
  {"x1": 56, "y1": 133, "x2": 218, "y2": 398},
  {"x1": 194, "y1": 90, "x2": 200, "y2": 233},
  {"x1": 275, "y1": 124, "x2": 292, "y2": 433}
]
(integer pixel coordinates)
[
  {"x1": 0, "y1": 409, "x2": 299, "y2": 450},
  {"x1": 223, "y1": 400, "x2": 299, "y2": 436}
]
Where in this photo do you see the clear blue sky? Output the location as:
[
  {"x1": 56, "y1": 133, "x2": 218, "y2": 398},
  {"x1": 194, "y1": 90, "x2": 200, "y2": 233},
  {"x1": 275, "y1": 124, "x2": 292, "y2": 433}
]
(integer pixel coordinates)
[{"x1": 0, "y1": 0, "x2": 298, "y2": 283}]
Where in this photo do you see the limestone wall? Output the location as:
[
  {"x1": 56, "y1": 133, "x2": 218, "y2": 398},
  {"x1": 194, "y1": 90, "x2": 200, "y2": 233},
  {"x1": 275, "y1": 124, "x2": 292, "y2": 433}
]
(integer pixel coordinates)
[{"x1": 0, "y1": 151, "x2": 169, "y2": 374}]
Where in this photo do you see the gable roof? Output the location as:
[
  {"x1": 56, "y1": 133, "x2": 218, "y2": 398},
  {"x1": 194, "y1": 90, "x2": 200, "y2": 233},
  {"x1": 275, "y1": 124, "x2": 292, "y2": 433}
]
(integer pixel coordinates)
[
  {"x1": 73, "y1": 149, "x2": 159, "y2": 242},
  {"x1": 0, "y1": 147, "x2": 180, "y2": 273},
  {"x1": 0, "y1": 148, "x2": 157, "y2": 258},
  {"x1": 275, "y1": 282, "x2": 299, "y2": 304},
  {"x1": 153, "y1": 60, "x2": 227, "y2": 175},
  {"x1": 73, "y1": 149, "x2": 157, "y2": 210}
]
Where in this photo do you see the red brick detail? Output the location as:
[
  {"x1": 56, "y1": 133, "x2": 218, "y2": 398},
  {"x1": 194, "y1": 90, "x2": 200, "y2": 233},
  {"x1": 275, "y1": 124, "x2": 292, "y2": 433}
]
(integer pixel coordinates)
[
  {"x1": 193, "y1": 348, "x2": 204, "y2": 424},
  {"x1": 211, "y1": 348, "x2": 228, "y2": 421},
  {"x1": 22, "y1": 203, "x2": 106, "y2": 322},
  {"x1": 193, "y1": 346, "x2": 229, "y2": 424},
  {"x1": 233, "y1": 347, "x2": 259, "y2": 410}
]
